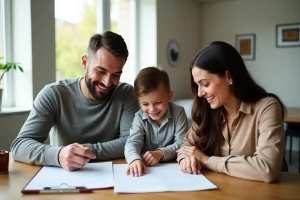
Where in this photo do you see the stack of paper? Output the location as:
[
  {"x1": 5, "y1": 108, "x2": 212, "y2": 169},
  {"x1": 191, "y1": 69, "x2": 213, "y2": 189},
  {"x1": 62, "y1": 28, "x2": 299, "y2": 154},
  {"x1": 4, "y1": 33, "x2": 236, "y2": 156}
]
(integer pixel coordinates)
[
  {"x1": 22, "y1": 162, "x2": 217, "y2": 194},
  {"x1": 113, "y1": 163, "x2": 217, "y2": 193}
]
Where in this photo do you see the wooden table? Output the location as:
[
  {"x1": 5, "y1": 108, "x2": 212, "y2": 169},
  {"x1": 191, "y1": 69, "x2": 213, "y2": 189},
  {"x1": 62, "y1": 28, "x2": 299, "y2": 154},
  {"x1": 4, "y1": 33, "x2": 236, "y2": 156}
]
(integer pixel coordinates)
[
  {"x1": 285, "y1": 107, "x2": 300, "y2": 123},
  {"x1": 1, "y1": 155, "x2": 300, "y2": 200}
]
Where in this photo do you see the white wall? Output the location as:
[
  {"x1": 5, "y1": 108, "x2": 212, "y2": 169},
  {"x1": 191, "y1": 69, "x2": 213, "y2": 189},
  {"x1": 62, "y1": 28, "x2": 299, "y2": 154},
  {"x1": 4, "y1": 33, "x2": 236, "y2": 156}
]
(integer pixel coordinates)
[
  {"x1": 0, "y1": 113, "x2": 29, "y2": 150},
  {"x1": 199, "y1": 0, "x2": 300, "y2": 107},
  {"x1": 30, "y1": 0, "x2": 56, "y2": 97},
  {"x1": 156, "y1": 0, "x2": 201, "y2": 100},
  {"x1": 136, "y1": 0, "x2": 201, "y2": 100}
]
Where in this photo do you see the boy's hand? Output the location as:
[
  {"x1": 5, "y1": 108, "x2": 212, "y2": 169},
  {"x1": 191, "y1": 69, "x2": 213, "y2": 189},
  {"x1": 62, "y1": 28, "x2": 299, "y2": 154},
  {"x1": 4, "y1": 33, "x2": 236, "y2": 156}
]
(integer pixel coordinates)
[
  {"x1": 126, "y1": 160, "x2": 148, "y2": 177},
  {"x1": 143, "y1": 150, "x2": 163, "y2": 166}
]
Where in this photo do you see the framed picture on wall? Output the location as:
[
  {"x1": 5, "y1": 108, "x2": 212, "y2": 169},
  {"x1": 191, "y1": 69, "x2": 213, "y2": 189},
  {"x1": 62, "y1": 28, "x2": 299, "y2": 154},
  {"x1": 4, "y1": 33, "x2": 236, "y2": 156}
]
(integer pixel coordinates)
[
  {"x1": 235, "y1": 34, "x2": 256, "y2": 61},
  {"x1": 276, "y1": 23, "x2": 300, "y2": 47},
  {"x1": 167, "y1": 40, "x2": 180, "y2": 67}
]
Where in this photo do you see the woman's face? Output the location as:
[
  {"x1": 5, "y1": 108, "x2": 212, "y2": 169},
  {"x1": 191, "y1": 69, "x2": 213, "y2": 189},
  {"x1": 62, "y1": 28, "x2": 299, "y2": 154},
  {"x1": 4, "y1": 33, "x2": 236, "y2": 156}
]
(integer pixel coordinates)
[{"x1": 191, "y1": 66, "x2": 232, "y2": 109}]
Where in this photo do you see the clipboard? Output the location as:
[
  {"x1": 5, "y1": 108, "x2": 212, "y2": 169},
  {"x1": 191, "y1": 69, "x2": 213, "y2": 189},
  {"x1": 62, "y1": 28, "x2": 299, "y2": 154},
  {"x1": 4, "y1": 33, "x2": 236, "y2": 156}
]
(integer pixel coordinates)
[{"x1": 22, "y1": 162, "x2": 114, "y2": 194}]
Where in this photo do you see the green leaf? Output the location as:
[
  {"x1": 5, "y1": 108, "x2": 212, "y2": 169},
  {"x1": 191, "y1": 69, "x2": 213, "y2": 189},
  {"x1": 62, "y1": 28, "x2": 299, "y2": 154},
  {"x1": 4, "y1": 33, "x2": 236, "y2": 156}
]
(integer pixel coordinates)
[
  {"x1": 0, "y1": 57, "x2": 24, "y2": 83},
  {"x1": 18, "y1": 66, "x2": 24, "y2": 72}
]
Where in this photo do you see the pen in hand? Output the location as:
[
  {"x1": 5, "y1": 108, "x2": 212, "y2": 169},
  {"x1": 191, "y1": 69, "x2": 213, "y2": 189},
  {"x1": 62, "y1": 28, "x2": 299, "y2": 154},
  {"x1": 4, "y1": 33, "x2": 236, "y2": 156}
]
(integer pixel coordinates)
[{"x1": 59, "y1": 143, "x2": 96, "y2": 171}]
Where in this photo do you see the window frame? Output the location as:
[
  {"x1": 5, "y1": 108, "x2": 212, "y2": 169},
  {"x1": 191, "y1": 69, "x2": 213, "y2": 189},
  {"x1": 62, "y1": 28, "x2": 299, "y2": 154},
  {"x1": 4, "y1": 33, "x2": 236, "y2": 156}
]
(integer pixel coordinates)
[
  {"x1": 104, "y1": 0, "x2": 139, "y2": 85},
  {"x1": 1, "y1": 0, "x2": 14, "y2": 108}
]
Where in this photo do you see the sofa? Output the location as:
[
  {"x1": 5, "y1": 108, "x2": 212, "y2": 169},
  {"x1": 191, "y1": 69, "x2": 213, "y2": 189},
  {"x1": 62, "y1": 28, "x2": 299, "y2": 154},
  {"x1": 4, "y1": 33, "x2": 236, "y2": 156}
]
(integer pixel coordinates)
[{"x1": 173, "y1": 99, "x2": 193, "y2": 128}]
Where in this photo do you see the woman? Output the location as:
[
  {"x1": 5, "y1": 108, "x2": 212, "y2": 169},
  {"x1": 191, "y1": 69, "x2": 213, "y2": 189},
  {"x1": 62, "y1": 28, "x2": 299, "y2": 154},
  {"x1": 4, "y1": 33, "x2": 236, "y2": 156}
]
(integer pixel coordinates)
[{"x1": 177, "y1": 41, "x2": 286, "y2": 183}]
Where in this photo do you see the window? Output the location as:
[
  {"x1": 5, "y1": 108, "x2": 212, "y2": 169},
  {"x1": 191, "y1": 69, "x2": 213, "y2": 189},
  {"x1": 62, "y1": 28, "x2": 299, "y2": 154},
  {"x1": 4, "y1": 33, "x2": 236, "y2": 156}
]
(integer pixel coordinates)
[
  {"x1": 0, "y1": 0, "x2": 14, "y2": 108},
  {"x1": 110, "y1": 0, "x2": 137, "y2": 84},
  {"x1": 0, "y1": 2, "x2": 3, "y2": 62},
  {"x1": 55, "y1": 0, "x2": 137, "y2": 85},
  {"x1": 55, "y1": 0, "x2": 98, "y2": 80}
]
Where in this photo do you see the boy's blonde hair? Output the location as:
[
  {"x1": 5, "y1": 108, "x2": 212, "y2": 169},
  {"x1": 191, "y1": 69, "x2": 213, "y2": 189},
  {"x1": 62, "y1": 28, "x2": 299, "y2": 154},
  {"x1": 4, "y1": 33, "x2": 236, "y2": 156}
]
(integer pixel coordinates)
[{"x1": 134, "y1": 66, "x2": 170, "y2": 97}]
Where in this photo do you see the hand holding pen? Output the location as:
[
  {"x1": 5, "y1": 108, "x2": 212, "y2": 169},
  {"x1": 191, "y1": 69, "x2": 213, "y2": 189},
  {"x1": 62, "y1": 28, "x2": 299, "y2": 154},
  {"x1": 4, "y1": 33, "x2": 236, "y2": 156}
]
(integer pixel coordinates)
[{"x1": 58, "y1": 143, "x2": 96, "y2": 171}]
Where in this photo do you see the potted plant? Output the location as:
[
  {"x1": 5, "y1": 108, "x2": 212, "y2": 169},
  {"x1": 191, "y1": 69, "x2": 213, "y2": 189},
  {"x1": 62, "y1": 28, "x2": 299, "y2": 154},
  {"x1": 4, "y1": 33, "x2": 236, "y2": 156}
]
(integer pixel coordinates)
[{"x1": 0, "y1": 56, "x2": 23, "y2": 111}]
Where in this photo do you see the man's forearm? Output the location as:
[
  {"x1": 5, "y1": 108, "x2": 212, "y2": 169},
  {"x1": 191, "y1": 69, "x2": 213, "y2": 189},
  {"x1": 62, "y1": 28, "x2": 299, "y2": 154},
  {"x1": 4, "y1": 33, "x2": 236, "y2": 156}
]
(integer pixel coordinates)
[{"x1": 11, "y1": 137, "x2": 61, "y2": 166}]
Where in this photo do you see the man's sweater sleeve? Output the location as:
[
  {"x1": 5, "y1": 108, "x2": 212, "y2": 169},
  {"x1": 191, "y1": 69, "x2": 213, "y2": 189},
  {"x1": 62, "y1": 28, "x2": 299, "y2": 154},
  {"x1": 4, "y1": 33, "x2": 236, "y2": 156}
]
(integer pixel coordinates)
[{"x1": 10, "y1": 86, "x2": 61, "y2": 166}]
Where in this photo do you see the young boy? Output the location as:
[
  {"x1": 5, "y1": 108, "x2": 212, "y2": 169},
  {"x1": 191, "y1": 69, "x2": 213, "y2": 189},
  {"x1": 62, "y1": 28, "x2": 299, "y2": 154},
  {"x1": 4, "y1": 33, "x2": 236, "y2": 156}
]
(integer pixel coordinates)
[{"x1": 125, "y1": 67, "x2": 188, "y2": 177}]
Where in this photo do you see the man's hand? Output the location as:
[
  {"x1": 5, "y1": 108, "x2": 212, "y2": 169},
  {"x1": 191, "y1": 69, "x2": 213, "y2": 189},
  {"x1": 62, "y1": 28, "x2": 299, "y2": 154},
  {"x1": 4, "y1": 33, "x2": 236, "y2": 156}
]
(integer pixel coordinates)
[
  {"x1": 143, "y1": 150, "x2": 163, "y2": 166},
  {"x1": 126, "y1": 160, "x2": 147, "y2": 177},
  {"x1": 58, "y1": 143, "x2": 96, "y2": 171},
  {"x1": 179, "y1": 156, "x2": 201, "y2": 174}
]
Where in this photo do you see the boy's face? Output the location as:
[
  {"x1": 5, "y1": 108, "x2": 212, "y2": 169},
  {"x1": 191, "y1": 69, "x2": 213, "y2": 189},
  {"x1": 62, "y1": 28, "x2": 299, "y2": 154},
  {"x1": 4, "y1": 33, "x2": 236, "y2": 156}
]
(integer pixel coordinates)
[{"x1": 138, "y1": 85, "x2": 173, "y2": 125}]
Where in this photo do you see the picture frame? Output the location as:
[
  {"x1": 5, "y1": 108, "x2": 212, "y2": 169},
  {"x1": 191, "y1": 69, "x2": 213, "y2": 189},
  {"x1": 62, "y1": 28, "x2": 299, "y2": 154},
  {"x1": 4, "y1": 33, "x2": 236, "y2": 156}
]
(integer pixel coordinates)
[
  {"x1": 235, "y1": 34, "x2": 256, "y2": 61},
  {"x1": 276, "y1": 23, "x2": 300, "y2": 47},
  {"x1": 167, "y1": 40, "x2": 180, "y2": 67}
]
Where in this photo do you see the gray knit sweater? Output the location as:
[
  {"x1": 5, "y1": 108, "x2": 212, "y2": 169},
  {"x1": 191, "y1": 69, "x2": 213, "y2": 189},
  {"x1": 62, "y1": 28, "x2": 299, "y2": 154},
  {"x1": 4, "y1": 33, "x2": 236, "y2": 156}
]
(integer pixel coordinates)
[{"x1": 11, "y1": 78, "x2": 140, "y2": 166}]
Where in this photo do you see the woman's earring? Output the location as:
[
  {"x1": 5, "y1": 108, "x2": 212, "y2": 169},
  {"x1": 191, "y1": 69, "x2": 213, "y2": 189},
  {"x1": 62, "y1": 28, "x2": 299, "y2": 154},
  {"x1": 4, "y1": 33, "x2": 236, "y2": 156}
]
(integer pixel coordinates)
[{"x1": 230, "y1": 81, "x2": 233, "y2": 85}]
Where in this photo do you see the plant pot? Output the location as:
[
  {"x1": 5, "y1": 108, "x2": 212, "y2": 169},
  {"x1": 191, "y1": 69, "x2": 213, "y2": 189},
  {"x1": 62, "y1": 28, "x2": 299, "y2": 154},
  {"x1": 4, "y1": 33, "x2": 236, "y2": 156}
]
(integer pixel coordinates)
[{"x1": 0, "y1": 88, "x2": 2, "y2": 111}]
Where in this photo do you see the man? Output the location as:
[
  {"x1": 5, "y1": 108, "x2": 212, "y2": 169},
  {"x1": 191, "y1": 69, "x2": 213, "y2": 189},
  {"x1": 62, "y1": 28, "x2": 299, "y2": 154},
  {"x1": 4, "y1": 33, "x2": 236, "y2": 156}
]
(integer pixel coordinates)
[{"x1": 11, "y1": 31, "x2": 140, "y2": 171}]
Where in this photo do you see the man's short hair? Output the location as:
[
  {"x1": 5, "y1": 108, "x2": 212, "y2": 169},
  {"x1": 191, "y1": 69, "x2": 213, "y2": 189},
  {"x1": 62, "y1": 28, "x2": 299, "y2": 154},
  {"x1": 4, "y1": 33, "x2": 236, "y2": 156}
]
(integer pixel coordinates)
[{"x1": 86, "y1": 31, "x2": 128, "y2": 60}]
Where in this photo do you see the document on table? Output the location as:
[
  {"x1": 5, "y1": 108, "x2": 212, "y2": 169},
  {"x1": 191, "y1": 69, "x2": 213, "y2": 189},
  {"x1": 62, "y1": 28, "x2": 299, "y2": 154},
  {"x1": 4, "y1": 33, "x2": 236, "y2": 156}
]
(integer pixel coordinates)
[
  {"x1": 23, "y1": 162, "x2": 114, "y2": 192},
  {"x1": 113, "y1": 163, "x2": 217, "y2": 193}
]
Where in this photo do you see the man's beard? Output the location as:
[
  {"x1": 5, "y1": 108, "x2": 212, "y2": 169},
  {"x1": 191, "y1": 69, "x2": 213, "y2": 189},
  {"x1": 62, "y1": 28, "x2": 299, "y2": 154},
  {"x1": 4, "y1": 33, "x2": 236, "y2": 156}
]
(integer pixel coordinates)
[{"x1": 84, "y1": 73, "x2": 116, "y2": 100}]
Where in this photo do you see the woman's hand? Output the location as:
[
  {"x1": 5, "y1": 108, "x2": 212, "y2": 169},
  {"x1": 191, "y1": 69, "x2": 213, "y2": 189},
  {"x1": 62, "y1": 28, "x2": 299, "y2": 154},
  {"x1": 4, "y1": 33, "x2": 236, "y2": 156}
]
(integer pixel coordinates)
[
  {"x1": 179, "y1": 156, "x2": 201, "y2": 174},
  {"x1": 126, "y1": 160, "x2": 148, "y2": 177},
  {"x1": 177, "y1": 146, "x2": 209, "y2": 165}
]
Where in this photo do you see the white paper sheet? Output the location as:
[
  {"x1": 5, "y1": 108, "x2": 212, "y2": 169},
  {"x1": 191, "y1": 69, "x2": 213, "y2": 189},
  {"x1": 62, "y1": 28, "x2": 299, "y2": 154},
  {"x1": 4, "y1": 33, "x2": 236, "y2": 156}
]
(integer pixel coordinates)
[
  {"x1": 24, "y1": 162, "x2": 114, "y2": 190},
  {"x1": 113, "y1": 163, "x2": 217, "y2": 193}
]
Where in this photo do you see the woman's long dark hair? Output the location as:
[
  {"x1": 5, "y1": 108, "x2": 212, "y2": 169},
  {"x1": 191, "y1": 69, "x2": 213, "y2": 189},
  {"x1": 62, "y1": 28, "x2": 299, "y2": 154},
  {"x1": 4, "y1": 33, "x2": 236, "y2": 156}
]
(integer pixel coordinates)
[{"x1": 190, "y1": 41, "x2": 286, "y2": 156}]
